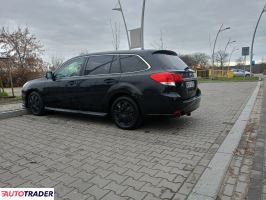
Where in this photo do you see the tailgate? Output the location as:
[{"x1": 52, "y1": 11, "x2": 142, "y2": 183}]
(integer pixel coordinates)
[{"x1": 173, "y1": 71, "x2": 198, "y2": 100}]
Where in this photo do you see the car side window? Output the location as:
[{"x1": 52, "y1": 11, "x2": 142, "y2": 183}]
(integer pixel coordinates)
[
  {"x1": 120, "y1": 55, "x2": 148, "y2": 73},
  {"x1": 84, "y1": 55, "x2": 113, "y2": 75},
  {"x1": 110, "y1": 55, "x2": 121, "y2": 74},
  {"x1": 55, "y1": 57, "x2": 85, "y2": 78}
]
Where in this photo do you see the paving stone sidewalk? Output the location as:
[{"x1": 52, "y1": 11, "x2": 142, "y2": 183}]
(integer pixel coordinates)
[
  {"x1": 0, "y1": 103, "x2": 23, "y2": 113},
  {"x1": 218, "y1": 77, "x2": 265, "y2": 200},
  {"x1": 0, "y1": 87, "x2": 22, "y2": 113},
  {"x1": 0, "y1": 82, "x2": 258, "y2": 200},
  {"x1": 248, "y1": 76, "x2": 266, "y2": 200}
]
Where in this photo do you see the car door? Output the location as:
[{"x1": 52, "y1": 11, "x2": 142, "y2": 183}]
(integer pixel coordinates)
[
  {"x1": 43, "y1": 56, "x2": 86, "y2": 109},
  {"x1": 79, "y1": 55, "x2": 121, "y2": 112}
]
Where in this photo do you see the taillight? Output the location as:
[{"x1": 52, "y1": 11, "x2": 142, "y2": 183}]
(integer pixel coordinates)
[{"x1": 150, "y1": 72, "x2": 183, "y2": 86}]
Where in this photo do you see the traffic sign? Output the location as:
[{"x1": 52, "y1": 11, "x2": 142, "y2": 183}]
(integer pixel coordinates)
[
  {"x1": 129, "y1": 28, "x2": 142, "y2": 49},
  {"x1": 242, "y1": 47, "x2": 250, "y2": 56}
]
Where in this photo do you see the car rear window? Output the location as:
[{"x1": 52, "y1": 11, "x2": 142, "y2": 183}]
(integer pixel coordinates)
[
  {"x1": 152, "y1": 54, "x2": 189, "y2": 71},
  {"x1": 120, "y1": 55, "x2": 149, "y2": 73}
]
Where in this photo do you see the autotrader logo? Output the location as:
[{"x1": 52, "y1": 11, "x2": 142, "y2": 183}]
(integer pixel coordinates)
[{"x1": 0, "y1": 188, "x2": 54, "y2": 200}]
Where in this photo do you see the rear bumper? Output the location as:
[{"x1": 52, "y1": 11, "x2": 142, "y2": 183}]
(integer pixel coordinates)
[
  {"x1": 178, "y1": 92, "x2": 201, "y2": 115},
  {"x1": 143, "y1": 88, "x2": 201, "y2": 116}
]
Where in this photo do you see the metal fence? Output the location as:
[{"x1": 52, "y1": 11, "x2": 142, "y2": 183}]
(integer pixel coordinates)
[{"x1": 196, "y1": 69, "x2": 234, "y2": 78}]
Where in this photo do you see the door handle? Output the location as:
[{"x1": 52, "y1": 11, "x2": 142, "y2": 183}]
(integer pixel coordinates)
[
  {"x1": 104, "y1": 79, "x2": 117, "y2": 84},
  {"x1": 68, "y1": 81, "x2": 75, "y2": 86}
]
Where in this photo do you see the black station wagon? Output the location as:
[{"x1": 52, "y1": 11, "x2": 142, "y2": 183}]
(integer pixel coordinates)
[{"x1": 22, "y1": 50, "x2": 201, "y2": 129}]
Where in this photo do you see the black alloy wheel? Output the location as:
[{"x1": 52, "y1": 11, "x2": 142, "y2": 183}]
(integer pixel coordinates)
[
  {"x1": 111, "y1": 96, "x2": 142, "y2": 130},
  {"x1": 28, "y1": 91, "x2": 45, "y2": 116}
]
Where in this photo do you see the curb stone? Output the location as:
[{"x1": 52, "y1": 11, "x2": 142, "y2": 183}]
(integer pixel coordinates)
[
  {"x1": 0, "y1": 109, "x2": 28, "y2": 120},
  {"x1": 187, "y1": 81, "x2": 261, "y2": 200}
]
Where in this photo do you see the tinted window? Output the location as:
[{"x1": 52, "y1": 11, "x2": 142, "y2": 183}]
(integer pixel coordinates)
[
  {"x1": 110, "y1": 55, "x2": 121, "y2": 74},
  {"x1": 55, "y1": 57, "x2": 85, "y2": 78},
  {"x1": 85, "y1": 55, "x2": 113, "y2": 75},
  {"x1": 153, "y1": 54, "x2": 188, "y2": 70},
  {"x1": 120, "y1": 55, "x2": 148, "y2": 73}
]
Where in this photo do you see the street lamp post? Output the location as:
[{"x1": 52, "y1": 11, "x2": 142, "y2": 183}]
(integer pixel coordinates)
[
  {"x1": 228, "y1": 47, "x2": 239, "y2": 70},
  {"x1": 224, "y1": 39, "x2": 236, "y2": 57},
  {"x1": 212, "y1": 24, "x2": 231, "y2": 67},
  {"x1": 250, "y1": 3, "x2": 266, "y2": 73},
  {"x1": 223, "y1": 39, "x2": 236, "y2": 68},
  {"x1": 141, "y1": 0, "x2": 146, "y2": 50},
  {"x1": 113, "y1": 0, "x2": 131, "y2": 49}
]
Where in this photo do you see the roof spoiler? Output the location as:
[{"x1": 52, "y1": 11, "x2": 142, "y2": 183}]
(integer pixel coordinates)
[{"x1": 152, "y1": 50, "x2": 177, "y2": 56}]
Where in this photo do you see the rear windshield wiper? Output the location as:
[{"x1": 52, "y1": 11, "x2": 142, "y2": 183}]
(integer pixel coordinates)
[{"x1": 184, "y1": 67, "x2": 190, "y2": 71}]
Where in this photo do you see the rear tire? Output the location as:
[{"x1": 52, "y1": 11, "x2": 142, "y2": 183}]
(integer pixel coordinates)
[
  {"x1": 111, "y1": 96, "x2": 143, "y2": 130},
  {"x1": 27, "y1": 91, "x2": 45, "y2": 116}
]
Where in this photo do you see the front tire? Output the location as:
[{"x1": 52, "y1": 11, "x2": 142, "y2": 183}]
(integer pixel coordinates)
[
  {"x1": 111, "y1": 96, "x2": 142, "y2": 130},
  {"x1": 28, "y1": 91, "x2": 45, "y2": 116}
]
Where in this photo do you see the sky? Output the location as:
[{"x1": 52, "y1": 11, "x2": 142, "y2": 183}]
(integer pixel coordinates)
[{"x1": 0, "y1": 0, "x2": 265, "y2": 64}]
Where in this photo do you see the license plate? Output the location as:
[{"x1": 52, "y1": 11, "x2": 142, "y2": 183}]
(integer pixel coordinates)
[{"x1": 186, "y1": 81, "x2": 195, "y2": 88}]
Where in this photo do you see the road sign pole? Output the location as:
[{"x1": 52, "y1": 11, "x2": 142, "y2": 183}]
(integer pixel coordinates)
[
  {"x1": 141, "y1": 0, "x2": 146, "y2": 50},
  {"x1": 245, "y1": 55, "x2": 247, "y2": 70}
]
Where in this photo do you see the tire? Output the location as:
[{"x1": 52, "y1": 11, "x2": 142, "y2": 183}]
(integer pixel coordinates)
[
  {"x1": 111, "y1": 96, "x2": 143, "y2": 130},
  {"x1": 27, "y1": 91, "x2": 45, "y2": 116},
  {"x1": 245, "y1": 74, "x2": 250, "y2": 77}
]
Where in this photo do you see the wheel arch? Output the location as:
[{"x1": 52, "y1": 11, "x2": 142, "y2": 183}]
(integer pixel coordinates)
[
  {"x1": 108, "y1": 92, "x2": 142, "y2": 114},
  {"x1": 25, "y1": 89, "x2": 41, "y2": 108}
]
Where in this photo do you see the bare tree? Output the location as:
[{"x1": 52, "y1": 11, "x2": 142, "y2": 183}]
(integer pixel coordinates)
[
  {"x1": 260, "y1": 57, "x2": 266, "y2": 64},
  {"x1": 159, "y1": 29, "x2": 164, "y2": 50},
  {"x1": 0, "y1": 26, "x2": 45, "y2": 86},
  {"x1": 50, "y1": 56, "x2": 64, "y2": 71},
  {"x1": 179, "y1": 53, "x2": 210, "y2": 69},
  {"x1": 215, "y1": 50, "x2": 228, "y2": 68},
  {"x1": 0, "y1": 27, "x2": 44, "y2": 68},
  {"x1": 151, "y1": 29, "x2": 165, "y2": 50},
  {"x1": 208, "y1": 33, "x2": 213, "y2": 57},
  {"x1": 236, "y1": 57, "x2": 245, "y2": 66},
  {"x1": 179, "y1": 54, "x2": 195, "y2": 67},
  {"x1": 192, "y1": 53, "x2": 210, "y2": 69},
  {"x1": 110, "y1": 19, "x2": 121, "y2": 51},
  {"x1": 79, "y1": 49, "x2": 90, "y2": 56},
  {"x1": 0, "y1": 59, "x2": 7, "y2": 93}
]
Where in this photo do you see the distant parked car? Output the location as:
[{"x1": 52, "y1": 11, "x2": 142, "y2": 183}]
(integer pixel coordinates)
[{"x1": 231, "y1": 69, "x2": 251, "y2": 77}]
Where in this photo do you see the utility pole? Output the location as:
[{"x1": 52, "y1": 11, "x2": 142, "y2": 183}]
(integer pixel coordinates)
[
  {"x1": 250, "y1": 2, "x2": 266, "y2": 73},
  {"x1": 141, "y1": 0, "x2": 146, "y2": 50}
]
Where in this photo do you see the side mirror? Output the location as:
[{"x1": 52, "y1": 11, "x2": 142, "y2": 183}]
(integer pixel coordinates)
[{"x1": 46, "y1": 71, "x2": 55, "y2": 80}]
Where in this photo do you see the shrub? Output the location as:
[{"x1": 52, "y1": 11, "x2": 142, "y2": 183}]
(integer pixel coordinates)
[{"x1": 0, "y1": 91, "x2": 8, "y2": 97}]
